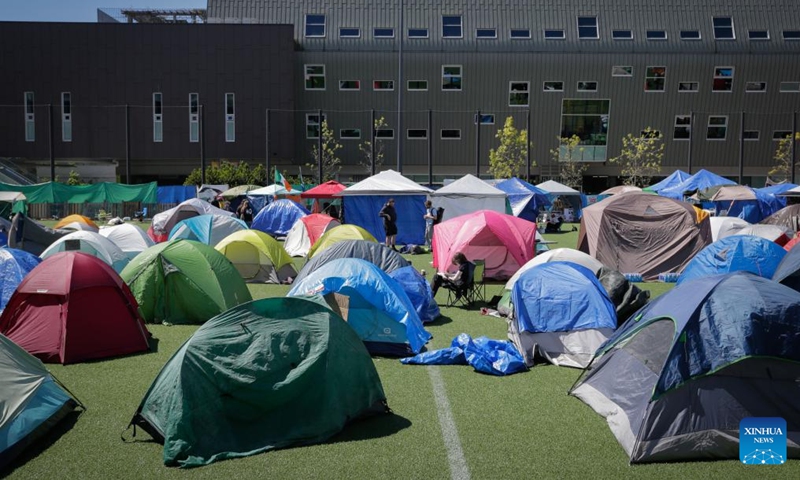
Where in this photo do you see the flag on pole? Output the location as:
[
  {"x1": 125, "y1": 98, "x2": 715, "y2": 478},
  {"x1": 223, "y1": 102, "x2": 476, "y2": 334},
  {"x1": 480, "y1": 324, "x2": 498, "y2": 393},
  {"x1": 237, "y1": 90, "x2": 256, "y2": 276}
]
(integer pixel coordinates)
[{"x1": 275, "y1": 168, "x2": 292, "y2": 192}]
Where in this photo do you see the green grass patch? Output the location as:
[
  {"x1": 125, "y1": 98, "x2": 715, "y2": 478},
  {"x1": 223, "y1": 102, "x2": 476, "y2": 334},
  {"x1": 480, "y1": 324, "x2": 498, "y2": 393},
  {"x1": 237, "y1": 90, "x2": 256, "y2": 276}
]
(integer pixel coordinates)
[{"x1": 6, "y1": 223, "x2": 797, "y2": 478}]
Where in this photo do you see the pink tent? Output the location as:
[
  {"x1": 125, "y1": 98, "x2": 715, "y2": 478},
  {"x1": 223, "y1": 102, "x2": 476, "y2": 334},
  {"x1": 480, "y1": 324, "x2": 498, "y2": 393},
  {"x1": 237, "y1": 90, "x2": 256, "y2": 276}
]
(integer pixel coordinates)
[{"x1": 432, "y1": 210, "x2": 537, "y2": 280}]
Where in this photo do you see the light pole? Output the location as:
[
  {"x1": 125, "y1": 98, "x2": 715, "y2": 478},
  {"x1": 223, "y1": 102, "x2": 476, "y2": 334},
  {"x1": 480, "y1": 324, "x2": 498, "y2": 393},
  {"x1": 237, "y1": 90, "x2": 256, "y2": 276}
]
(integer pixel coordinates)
[{"x1": 396, "y1": 0, "x2": 403, "y2": 173}]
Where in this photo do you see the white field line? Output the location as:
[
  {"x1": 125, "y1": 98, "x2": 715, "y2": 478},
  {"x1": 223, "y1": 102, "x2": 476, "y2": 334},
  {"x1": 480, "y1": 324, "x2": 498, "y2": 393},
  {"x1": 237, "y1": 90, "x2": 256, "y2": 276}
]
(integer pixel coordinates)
[{"x1": 427, "y1": 366, "x2": 470, "y2": 480}]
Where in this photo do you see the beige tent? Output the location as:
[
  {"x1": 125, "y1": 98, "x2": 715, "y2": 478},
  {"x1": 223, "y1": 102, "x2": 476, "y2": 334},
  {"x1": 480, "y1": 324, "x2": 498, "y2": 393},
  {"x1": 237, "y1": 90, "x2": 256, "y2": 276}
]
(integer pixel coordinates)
[{"x1": 577, "y1": 193, "x2": 711, "y2": 280}]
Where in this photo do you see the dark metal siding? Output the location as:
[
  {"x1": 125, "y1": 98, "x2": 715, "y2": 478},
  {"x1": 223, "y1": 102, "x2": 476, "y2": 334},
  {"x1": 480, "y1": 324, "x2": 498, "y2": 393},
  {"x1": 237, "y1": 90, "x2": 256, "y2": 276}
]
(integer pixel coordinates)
[{"x1": 0, "y1": 22, "x2": 295, "y2": 179}]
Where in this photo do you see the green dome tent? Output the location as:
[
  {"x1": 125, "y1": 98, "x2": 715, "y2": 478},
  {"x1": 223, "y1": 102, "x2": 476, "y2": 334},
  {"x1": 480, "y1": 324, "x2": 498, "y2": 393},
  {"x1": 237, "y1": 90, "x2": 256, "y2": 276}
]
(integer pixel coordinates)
[
  {"x1": 129, "y1": 296, "x2": 388, "y2": 468},
  {"x1": 120, "y1": 239, "x2": 251, "y2": 324}
]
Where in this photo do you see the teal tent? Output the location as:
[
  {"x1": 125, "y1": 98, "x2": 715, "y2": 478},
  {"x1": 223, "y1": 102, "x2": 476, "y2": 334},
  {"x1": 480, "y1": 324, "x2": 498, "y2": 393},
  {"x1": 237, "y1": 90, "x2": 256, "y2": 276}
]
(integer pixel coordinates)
[{"x1": 129, "y1": 296, "x2": 388, "y2": 468}]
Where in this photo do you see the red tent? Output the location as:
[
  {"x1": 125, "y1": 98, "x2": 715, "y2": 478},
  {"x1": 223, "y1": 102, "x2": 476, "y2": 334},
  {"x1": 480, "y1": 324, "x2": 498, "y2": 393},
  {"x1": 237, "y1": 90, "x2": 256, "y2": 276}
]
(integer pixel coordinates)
[
  {"x1": 0, "y1": 251, "x2": 151, "y2": 364},
  {"x1": 300, "y1": 180, "x2": 346, "y2": 198}
]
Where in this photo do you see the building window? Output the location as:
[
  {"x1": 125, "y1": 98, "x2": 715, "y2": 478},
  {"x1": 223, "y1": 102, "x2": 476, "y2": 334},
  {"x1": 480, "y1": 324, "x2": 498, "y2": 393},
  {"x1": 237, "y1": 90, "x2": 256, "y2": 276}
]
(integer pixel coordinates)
[
  {"x1": 544, "y1": 29, "x2": 565, "y2": 40},
  {"x1": 374, "y1": 28, "x2": 394, "y2": 38},
  {"x1": 476, "y1": 28, "x2": 497, "y2": 39},
  {"x1": 305, "y1": 65, "x2": 326, "y2": 90},
  {"x1": 407, "y1": 129, "x2": 428, "y2": 139},
  {"x1": 408, "y1": 28, "x2": 428, "y2": 38},
  {"x1": 305, "y1": 14, "x2": 326, "y2": 37},
  {"x1": 641, "y1": 129, "x2": 661, "y2": 138},
  {"x1": 773, "y1": 131, "x2": 793, "y2": 140},
  {"x1": 543, "y1": 81, "x2": 564, "y2": 92},
  {"x1": 673, "y1": 115, "x2": 691, "y2": 140},
  {"x1": 442, "y1": 16, "x2": 462, "y2": 38},
  {"x1": 189, "y1": 93, "x2": 199, "y2": 143},
  {"x1": 713, "y1": 17, "x2": 735, "y2": 40},
  {"x1": 748, "y1": 30, "x2": 770, "y2": 40},
  {"x1": 645, "y1": 66, "x2": 667, "y2": 91},
  {"x1": 225, "y1": 93, "x2": 235, "y2": 142},
  {"x1": 707, "y1": 116, "x2": 728, "y2": 140},
  {"x1": 745, "y1": 81, "x2": 766, "y2": 92},
  {"x1": 612, "y1": 66, "x2": 633, "y2": 77},
  {"x1": 339, "y1": 80, "x2": 360, "y2": 91},
  {"x1": 441, "y1": 129, "x2": 461, "y2": 140},
  {"x1": 340, "y1": 129, "x2": 361, "y2": 140},
  {"x1": 24, "y1": 91, "x2": 35, "y2": 142},
  {"x1": 152, "y1": 92, "x2": 162, "y2": 143},
  {"x1": 474, "y1": 114, "x2": 495, "y2": 125},
  {"x1": 61, "y1": 92, "x2": 72, "y2": 142},
  {"x1": 509, "y1": 81, "x2": 529, "y2": 106},
  {"x1": 560, "y1": 99, "x2": 610, "y2": 161},
  {"x1": 680, "y1": 30, "x2": 701, "y2": 40},
  {"x1": 577, "y1": 16, "x2": 598, "y2": 39},
  {"x1": 646, "y1": 30, "x2": 667, "y2": 40},
  {"x1": 780, "y1": 82, "x2": 800, "y2": 92},
  {"x1": 743, "y1": 130, "x2": 760, "y2": 141},
  {"x1": 678, "y1": 81, "x2": 699, "y2": 92},
  {"x1": 408, "y1": 80, "x2": 428, "y2": 91},
  {"x1": 442, "y1": 65, "x2": 462, "y2": 91},
  {"x1": 373, "y1": 80, "x2": 394, "y2": 91},
  {"x1": 510, "y1": 29, "x2": 530, "y2": 39},
  {"x1": 577, "y1": 81, "x2": 598, "y2": 92},
  {"x1": 784, "y1": 30, "x2": 800, "y2": 40},
  {"x1": 713, "y1": 67, "x2": 734, "y2": 92},
  {"x1": 306, "y1": 113, "x2": 327, "y2": 139},
  {"x1": 612, "y1": 30, "x2": 633, "y2": 40},
  {"x1": 339, "y1": 27, "x2": 360, "y2": 38},
  {"x1": 375, "y1": 129, "x2": 394, "y2": 139}
]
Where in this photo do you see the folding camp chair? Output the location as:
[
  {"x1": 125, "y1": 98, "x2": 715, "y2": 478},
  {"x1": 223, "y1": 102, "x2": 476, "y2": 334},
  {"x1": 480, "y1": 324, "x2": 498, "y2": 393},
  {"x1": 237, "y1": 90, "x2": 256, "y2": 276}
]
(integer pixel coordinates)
[{"x1": 445, "y1": 260, "x2": 485, "y2": 308}]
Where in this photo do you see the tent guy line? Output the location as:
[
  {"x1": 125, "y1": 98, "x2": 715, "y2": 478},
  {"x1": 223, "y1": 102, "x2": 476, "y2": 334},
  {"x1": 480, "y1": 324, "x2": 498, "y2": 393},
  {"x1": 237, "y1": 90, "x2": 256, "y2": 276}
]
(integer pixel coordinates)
[{"x1": 427, "y1": 366, "x2": 471, "y2": 480}]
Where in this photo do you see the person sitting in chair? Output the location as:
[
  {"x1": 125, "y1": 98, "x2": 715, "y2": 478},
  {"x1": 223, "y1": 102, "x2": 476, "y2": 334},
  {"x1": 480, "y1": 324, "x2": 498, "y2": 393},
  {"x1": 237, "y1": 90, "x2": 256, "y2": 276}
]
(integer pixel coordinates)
[
  {"x1": 544, "y1": 213, "x2": 564, "y2": 233},
  {"x1": 431, "y1": 252, "x2": 474, "y2": 299}
]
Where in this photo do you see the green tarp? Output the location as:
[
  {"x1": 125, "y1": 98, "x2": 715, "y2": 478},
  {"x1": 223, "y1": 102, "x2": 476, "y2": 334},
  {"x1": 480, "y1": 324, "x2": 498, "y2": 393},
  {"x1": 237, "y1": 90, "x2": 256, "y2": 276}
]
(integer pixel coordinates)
[
  {"x1": 131, "y1": 296, "x2": 388, "y2": 468},
  {"x1": 0, "y1": 182, "x2": 157, "y2": 204}
]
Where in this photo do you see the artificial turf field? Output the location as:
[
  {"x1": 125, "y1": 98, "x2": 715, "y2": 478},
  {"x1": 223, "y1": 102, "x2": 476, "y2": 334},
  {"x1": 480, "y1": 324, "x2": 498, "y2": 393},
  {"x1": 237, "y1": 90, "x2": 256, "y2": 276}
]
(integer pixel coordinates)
[{"x1": 4, "y1": 223, "x2": 797, "y2": 479}]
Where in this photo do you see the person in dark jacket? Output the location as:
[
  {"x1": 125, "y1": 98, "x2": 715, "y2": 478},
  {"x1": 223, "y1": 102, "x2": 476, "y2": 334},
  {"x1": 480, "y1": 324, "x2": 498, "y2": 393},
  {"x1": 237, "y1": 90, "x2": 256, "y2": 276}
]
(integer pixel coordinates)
[
  {"x1": 431, "y1": 252, "x2": 473, "y2": 298},
  {"x1": 379, "y1": 198, "x2": 398, "y2": 251}
]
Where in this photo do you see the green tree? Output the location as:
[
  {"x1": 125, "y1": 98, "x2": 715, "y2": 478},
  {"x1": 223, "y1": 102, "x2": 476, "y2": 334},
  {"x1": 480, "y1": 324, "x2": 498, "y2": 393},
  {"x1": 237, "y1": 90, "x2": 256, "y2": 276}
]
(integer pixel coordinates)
[
  {"x1": 358, "y1": 116, "x2": 388, "y2": 173},
  {"x1": 608, "y1": 127, "x2": 665, "y2": 187},
  {"x1": 66, "y1": 169, "x2": 85, "y2": 186},
  {"x1": 183, "y1": 160, "x2": 267, "y2": 186},
  {"x1": 306, "y1": 120, "x2": 343, "y2": 183},
  {"x1": 489, "y1": 116, "x2": 533, "y2": 179},
  {"x1": 550, "y1": 135, "x2": 587, "y2": 190},
  {"x1": 768, "y1": 132, "x2": 800, "y2": 182}
]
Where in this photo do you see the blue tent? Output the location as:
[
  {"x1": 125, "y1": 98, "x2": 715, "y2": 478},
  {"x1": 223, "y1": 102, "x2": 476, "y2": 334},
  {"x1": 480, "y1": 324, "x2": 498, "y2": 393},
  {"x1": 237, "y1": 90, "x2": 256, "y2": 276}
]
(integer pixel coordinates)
[
  {"x1": 659, "y1": 169, "x2": 736, "y2": 199},
  {"x1": 773, "y1": 243, "x2": 800, "y2": 292},
  {"x1": 572, "y1": 272, "x2": 800, "y2": 463},
  {"x1": 157, "y1": 185, "x2": 196, "y2": 204},
  {"x1": 343, "y1": 195, "x2": 425, "y2": 245},
  {"x1": 645, "y1": 169, "x2": 690, "y2": 193},
  {"x1": 388, "y1": 265, "x2": 440, "y2": 323},
  {"x1": 251, "y1": 199, "x2": 310, "y2": 237},
  {"x1": 0, "y1": 248, "x2": 41, "y2": 311},
  {"x1": 678, "y1": 235, "x2": 786, "y2": 285},
  {"x1": 512, "y1": 262, "x2": 616, "y2": 333},
  {"x1": 712, "y1": 187, "x2": 777, "y2": 223},
  {"x1": 168, "y1": 214, "x2": 248, "y2": 245},
  {"x1": 757, "y1": 183, "x2": 797, "y2": 212},
  {"x1": 509, "y1": 261, "x2": 617, "y2": 368},
  {"x1": 287, "y1": 258, "x2": 431, "y2": 356},
  {"x1": 494, "y1": 178, "x2": 551, "y2": 222},
  {"x1": 294, "y1": 239, "x2": 410, "y2": 285},
  {"x1": 1, "y1": 333, "x2": 78, "y2": 470}
]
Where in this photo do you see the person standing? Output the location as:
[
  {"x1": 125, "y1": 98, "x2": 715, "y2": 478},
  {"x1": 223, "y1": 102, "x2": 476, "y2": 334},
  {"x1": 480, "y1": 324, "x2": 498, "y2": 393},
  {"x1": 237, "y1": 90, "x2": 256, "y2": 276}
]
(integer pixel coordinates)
[
  {"x1": 379, "y1": 198, "x2": 398, "y2": 251},
  {"x1": 423, "y1": 200, "x2": 437, "y2": 248}
]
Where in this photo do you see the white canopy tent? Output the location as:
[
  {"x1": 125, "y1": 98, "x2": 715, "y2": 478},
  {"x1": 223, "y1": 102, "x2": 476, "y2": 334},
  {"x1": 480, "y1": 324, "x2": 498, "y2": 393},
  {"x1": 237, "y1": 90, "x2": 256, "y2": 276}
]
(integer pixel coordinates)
[{"x1": 432, "y1": 174, "x2": 508, "y2": 222}]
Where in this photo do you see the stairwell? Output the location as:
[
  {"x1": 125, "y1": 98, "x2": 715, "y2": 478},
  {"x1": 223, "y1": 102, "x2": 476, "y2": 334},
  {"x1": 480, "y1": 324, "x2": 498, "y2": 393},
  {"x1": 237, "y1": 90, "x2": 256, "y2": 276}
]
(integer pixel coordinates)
[{"x1": 0, "y1": 158, "x2": 38, "y2": 186}]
